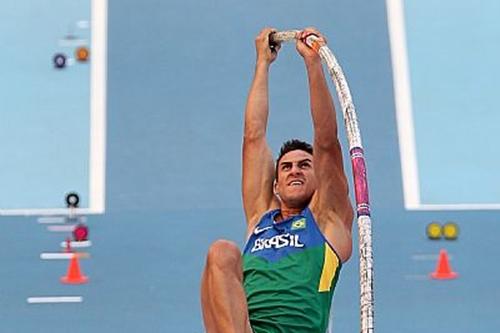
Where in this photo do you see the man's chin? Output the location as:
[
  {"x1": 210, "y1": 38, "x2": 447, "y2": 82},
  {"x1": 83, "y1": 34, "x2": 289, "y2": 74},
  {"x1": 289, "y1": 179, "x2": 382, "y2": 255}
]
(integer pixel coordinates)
[{"x1": 282, "y1": 194, "x2": 312, "y2": 208}]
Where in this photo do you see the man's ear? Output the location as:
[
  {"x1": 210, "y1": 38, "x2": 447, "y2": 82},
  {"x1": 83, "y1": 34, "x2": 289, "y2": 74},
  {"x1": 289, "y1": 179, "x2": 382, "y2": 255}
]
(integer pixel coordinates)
[{"x1": 273, "y1": 179, "x2": 279, "y2": 196}]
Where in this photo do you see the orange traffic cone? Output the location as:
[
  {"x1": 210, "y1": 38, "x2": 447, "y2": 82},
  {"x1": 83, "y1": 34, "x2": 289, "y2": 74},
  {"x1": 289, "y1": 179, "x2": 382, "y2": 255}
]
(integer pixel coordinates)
[
  {"x1": 60, "y1": 255, "x2": 88, "y2": 284},
  {"x1": 430, "y1": 249, "x2": 458, "y2": 280}
]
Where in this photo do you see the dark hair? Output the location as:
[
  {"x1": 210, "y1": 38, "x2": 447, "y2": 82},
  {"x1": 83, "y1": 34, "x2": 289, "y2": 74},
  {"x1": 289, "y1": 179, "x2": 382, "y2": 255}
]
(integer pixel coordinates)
[{"x1": 275, "y1": 139, "x2": 313, "y2": 179}]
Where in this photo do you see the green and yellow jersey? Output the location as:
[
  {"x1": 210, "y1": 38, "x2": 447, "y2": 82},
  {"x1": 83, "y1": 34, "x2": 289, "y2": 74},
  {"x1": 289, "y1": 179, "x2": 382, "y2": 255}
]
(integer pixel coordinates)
[{"x1": 242, "y1": 207, "x2": 342, "y2": 333}]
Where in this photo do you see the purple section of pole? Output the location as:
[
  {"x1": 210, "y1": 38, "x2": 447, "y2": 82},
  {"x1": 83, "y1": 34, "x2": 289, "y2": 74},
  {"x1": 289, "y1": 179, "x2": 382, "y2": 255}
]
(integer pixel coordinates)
[{"x1": 350, "y1": 147, "x2": 370, "y2": 217}]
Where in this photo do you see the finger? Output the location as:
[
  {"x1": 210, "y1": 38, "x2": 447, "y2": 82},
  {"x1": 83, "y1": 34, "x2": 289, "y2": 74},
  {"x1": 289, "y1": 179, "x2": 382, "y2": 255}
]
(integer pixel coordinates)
[
  {"x1": 301, "y1": 27, "x2": 325, "y2": 42},
  {"x1": 263, "y1": 27, "x2": 276, "y2": 38},
  {"x1": 257, "y1": 27, "x2": 273, "y2": 41},
  {"x1": 296, "y1": 36, "x2": 306, "y2": 47},
  {"x1": 295, "y1": 37, "x2": 310, "y2": 53},
  {"x1": 301, "y1": 32, "x2": 327, "y2": 47},
  {"x1": 303, "y1": 27, "x2": 320, "y2": 36},
  {"x1": 267, "y1": 28, "x2": 278, "y2": 42},
  {"x1": 304, "y1": 27, "x2": 326, "y2": 44}
]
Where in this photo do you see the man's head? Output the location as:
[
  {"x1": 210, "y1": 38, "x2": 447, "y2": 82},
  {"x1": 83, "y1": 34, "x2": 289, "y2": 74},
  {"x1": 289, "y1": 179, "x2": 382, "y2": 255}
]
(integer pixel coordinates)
[{"x1": 274, "y1": 139, "x2": 317, "y2": 208}]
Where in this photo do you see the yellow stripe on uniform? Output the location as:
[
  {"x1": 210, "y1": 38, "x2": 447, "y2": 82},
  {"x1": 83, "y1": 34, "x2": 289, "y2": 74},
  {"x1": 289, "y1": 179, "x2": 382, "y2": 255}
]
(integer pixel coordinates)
[{"x1": 318, "y1": 244, "x2": 340, "y2": 292}]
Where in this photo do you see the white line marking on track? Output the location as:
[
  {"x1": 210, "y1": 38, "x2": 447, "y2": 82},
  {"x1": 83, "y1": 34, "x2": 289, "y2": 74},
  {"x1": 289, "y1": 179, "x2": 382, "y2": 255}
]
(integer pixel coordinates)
[
  {"x1": 47, "y1": 225, "x2": 76, "y2": 232},
  {"x1": 386, "y1": 0, "x2": 421, "y2": 209},
  {"x1": 27, "y1": 296, "x2": 83, "y2": 304},
  {"x1": 60, "y1": 240, "x2": 92, "y2": 248},
  {"x1": 40, "y1": 253, "x2": 90, "y2": 260},
  {"x1": 38, "y1": 216, "x2": 87, "y2": 224},
  {"x1": 37, "y1": 217, "x2": 66, "y2": 224},
  {"x1": 411, "y1": 203, "x2": 500, "y2": 210},
  {"x1": 58, "y1": 39, "x2": 89, "y2": 47},
  {"x1": 411, "y1": 254, "x2": 453, "y2": 261},
  {"x1": 77, "y1": 20, "x2": 90, "y2": 29}
]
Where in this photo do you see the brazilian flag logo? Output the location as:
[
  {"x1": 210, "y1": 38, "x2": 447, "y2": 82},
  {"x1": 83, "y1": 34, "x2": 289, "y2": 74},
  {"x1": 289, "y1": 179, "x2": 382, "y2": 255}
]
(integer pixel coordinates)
[{"x1": 291, "y1": 218, "x2": 307, "y2": 230}]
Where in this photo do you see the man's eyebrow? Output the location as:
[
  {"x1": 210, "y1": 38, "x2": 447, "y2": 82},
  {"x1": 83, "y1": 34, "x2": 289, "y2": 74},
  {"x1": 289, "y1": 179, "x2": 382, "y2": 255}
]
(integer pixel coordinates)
[{"x1": 279, "y1": 158, "x2": 312, "y2": 165}]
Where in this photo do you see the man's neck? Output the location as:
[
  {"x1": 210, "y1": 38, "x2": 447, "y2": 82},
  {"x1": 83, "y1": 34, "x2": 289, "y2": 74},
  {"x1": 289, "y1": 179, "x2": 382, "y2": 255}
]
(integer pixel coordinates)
[{"x1": 276, "y1": 206, "x2": 304, "y2": 222}]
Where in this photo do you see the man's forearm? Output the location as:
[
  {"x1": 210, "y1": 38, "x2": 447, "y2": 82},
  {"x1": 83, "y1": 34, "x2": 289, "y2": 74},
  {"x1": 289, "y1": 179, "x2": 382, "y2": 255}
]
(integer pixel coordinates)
[
  {"x1": 244, "y1": 63, "x2": 271, "y2": 140},
  {"x1": 306, "y1": 60, "x2": 339, "y2": 147}
]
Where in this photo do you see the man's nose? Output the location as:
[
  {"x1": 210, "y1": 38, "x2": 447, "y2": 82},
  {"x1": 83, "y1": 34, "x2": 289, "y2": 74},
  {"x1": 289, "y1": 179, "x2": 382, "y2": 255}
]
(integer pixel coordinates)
[{"x1": 291, "y1": 164, "x2": 302, "y2": 174}]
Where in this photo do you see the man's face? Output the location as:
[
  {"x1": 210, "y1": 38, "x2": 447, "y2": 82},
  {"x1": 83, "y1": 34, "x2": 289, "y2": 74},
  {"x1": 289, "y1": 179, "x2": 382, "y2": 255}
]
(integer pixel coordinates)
[{"x1": 275, "y1": 150, "x2": 317, "y2": 208}]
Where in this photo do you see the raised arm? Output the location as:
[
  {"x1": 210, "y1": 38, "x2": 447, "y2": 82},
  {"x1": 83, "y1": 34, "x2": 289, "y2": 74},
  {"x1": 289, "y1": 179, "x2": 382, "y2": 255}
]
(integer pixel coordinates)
[
  {"x1": 242, "y1": 28, "x2": 280, "y2": 232},
  {"x1": 296, "y1": 28, "x2": 354, "y2": 261}
]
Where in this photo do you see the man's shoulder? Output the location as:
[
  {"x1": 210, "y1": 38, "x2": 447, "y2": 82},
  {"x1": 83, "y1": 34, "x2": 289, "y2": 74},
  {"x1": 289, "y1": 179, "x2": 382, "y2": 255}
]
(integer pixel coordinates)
[{"x1": 245, "y1": 205, "x2": 279, "y2": 235}]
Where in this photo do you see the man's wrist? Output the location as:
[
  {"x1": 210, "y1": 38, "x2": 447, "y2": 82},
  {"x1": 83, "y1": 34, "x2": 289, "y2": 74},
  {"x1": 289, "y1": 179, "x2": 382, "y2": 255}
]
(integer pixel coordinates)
[
  {"x1": 304, "y1": 57, "x2": 322, "y2": 69},
  {"x1": 255, "y1": 60, "x2": 271, "y2": 70}
]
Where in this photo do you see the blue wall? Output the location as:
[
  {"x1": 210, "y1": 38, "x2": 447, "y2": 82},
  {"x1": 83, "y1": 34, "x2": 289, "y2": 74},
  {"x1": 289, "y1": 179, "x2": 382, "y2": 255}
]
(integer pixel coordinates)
[{"x1": 106, "y1": 0, "x2": 396, "y2": 213}]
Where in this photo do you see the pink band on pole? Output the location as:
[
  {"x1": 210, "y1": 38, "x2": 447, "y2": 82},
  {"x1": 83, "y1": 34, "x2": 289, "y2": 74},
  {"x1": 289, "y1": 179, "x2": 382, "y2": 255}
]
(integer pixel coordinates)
[{"x1": 350, "y1": 147, "x2": 370, "y2": 216}]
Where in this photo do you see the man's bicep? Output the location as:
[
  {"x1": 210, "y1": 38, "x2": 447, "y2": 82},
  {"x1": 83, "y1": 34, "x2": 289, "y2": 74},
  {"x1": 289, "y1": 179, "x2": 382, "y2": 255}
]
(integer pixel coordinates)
[
  {"x1": 313, "y1": 143, "x2": 353, "y2": 221},
  {"x1": 242, "y1": 138, "x2": 276, "y2": 225}
]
